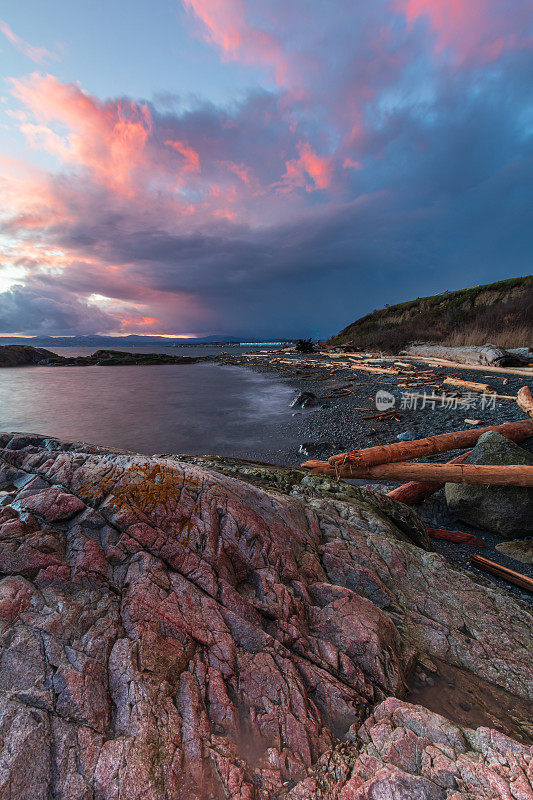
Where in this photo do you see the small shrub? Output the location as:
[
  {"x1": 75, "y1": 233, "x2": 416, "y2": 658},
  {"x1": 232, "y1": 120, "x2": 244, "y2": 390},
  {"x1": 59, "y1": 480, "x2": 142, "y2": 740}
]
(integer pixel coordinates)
[{"x1": 295, "y1": 338, "x2": 316, "y2": 354}]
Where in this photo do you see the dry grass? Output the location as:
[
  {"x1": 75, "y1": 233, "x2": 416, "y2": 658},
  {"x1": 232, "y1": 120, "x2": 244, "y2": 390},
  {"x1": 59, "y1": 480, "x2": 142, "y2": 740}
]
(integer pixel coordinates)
[{"x1": 442, "y1": 325, "x2": 532, "y2": 349}]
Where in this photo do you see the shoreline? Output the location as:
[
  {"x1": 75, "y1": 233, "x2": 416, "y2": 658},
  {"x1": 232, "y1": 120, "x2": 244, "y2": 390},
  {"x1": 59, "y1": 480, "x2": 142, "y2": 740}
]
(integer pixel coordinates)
[
  {"x1": 218, "y1": 348, "x2": 533, "y2": 602},
  {"x1": 1, "y1": 342, "x2": 531, "y2": 600},
  {"x1": 218, "y1": 348, "x2": 531, "y2": 459}
]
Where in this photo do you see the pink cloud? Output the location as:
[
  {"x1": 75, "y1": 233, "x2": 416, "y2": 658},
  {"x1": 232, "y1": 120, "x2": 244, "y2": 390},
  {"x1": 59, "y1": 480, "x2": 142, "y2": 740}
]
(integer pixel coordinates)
[
  {"x1": 3, "y1": 73, "x2": 325, "y2": 332},
  {"x1": 9, "y1": 73, "x2": 152, "y2": 195},
  {"x1": 165, "y1": 139, "x2": 200, "y2": 172},
  {"x1": 182, "y1": 0, "x2": 292, "y2": 85},
  {"x1": 0, "y1": 154, "x2": 71, "y2": 231},
  {"x1": 402, "y1": 0, "x2": 531, "y2": 62},
  {"x1": 117, "y1": 314, "x2": 160, "y2": 331},
  {"x1": 280, "y1": 142, "x2": 332, "y2": 193},
  {"x1": 8, "y1": 72, "x2": 329, "y2": 227},
  {"x1": 220, "y1": 161, "x2": 252, "y2": 184},
  {"x1": 343, "y1": 157, "x2": 362, "y2": 170},
  {"x1": 182, "y1": 0, "x2": 242, "y2": 54},
  {"x1": 0, "y1": 19, "x2": 59, "y2": 64}
]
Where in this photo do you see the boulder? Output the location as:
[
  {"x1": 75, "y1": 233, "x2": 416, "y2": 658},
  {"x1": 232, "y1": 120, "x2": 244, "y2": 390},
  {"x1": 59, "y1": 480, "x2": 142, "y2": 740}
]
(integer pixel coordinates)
[
  {"x1": 496, "y1": 539, "x2": 533, "y2": 565},
  {"x1": 0, "y1": 433, "x2": 531, "y2": 799},
  {"x1": 290, "y1": 390, "x2": 319, "y2": 408},
  {"x1": 445, "y1": 431, "x2": 533, "y2": 536}
]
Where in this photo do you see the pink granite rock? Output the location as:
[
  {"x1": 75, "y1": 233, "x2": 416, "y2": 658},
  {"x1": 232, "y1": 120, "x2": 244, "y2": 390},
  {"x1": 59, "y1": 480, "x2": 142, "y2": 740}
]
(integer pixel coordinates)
[
  {"x1": 289, "y1": 699, "x2": 533, "y2": 800},
  {"x1": 16, "y1": 486, "x2": 86, "y2": 521},
  {"x1": 0, "y1": 433, "x2": 531, "y2": 799}
]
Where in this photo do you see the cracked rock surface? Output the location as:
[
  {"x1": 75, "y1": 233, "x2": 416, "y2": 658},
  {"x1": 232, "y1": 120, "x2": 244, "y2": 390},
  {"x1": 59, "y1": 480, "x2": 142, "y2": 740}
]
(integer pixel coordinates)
[{"x1": 0, "y1": 433, "x2": 531, "y2": 800}]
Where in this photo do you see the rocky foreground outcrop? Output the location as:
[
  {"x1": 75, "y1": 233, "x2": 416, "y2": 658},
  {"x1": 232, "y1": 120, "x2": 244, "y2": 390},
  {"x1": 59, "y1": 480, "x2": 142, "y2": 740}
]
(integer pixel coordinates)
[{"x1": 0, "y1": 434, "x2": 531, "y2": 799}]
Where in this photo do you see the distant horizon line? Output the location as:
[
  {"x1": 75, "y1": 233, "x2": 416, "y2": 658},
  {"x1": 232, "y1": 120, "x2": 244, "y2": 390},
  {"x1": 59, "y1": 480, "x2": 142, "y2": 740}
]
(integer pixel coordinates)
[{"x1": 0, "y1": 333, "x2": 299, "y2": 342}]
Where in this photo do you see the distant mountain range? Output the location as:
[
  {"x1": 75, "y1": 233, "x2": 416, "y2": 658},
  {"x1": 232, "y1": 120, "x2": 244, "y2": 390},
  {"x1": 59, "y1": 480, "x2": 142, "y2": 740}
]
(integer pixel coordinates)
[{"x1": 0, "y1": 334, "x2": 247, "y2": 347}]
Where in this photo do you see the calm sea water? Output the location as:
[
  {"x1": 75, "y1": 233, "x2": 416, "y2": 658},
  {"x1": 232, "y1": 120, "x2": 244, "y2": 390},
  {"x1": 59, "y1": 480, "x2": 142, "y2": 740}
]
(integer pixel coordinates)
[{"x1": 0, "y1": 346, "x2": 304, "y2": 463}]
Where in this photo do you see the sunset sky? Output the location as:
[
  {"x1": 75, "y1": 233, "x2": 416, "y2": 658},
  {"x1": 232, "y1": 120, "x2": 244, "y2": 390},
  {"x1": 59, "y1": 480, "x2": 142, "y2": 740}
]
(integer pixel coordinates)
[{"x1": 0, "y1": 0, "x2": 532, "y2": 338}]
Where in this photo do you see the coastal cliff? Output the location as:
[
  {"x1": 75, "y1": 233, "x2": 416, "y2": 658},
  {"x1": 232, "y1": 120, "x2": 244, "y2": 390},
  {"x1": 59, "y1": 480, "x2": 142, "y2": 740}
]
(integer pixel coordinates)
[
  {"x1": 0, "y1": 434, "x2": 531, "y2": 799},
  {"x1": 330, "y1": 276, "x2": 533, "y2": 352}
]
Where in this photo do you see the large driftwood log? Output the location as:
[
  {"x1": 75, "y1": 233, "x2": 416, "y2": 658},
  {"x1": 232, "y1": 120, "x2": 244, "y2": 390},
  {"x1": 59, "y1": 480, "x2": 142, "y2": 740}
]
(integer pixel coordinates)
[
  {"x1": 404, "y1": 357, "x2": 533, "y2": 377},
  {"x1": 350, "y1": 364, "x2": 399, "y2": 375},
  {"x1": 403, "y1": 344, "x2": 528, "y2": 366},
  {"x1": 386, "y1": 451, "x2": 471, "y2": 504},
  {"x1": 327, "y1": 419, "x2": 533, "y2": 468},
  {"x1": 517, "y1": 385, "x2": 533, "y2": 418},
  {"x1": 302, "y1": 461, "x2": 533, "y2": 486}
]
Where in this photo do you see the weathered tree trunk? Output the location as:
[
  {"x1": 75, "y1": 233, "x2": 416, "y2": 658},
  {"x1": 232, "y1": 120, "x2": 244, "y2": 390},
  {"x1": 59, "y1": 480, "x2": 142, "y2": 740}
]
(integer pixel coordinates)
[
  {"x1": 517, "y1": 385, "x2": 533, "y2": 418},
  {"x1": 403, "y1": 344, "x2": 528, "y2": 366},
  {"x1": 327, "y1": 419, "x2": 533, "y2": 468},
  {"x1": 303, "y1": 461, "x2": 533, "y2": 486},
  {"x1": 386, "y1": 451, "x2": 471, "y2": 504},
  {"x1": 350, "y1": 364, "x2": 399, "y2": 375},
  {"x1": 402, "y1": 357, "x2": 532, "y2": 377},
  {"x1": 428, "y1": 528, "x2": 485, "y2": 547}
]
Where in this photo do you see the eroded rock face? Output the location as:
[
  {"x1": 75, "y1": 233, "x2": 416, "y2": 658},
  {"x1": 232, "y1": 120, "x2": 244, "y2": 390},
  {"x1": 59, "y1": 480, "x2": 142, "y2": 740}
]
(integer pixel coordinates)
[
  {"x1": 0, "y1": 433, "x2": 531, "y2": 800},
  {"x1": 289, "y1": 697, "x2": 533, "y2": 800}
]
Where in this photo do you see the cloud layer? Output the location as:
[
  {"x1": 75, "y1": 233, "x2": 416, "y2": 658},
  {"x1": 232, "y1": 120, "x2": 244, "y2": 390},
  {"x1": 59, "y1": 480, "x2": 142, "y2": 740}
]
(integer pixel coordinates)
[
  {"x1": 1, "y1": 0, "x2": 532, "y2": 336},
  {"x1": 0, "y1": 19, "x2": 59, "y2": 64}
]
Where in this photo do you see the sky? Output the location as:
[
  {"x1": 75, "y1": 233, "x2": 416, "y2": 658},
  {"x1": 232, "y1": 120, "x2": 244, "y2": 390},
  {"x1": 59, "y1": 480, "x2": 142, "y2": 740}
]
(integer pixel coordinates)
[{"x1": 0, "y1": 0, "x2": 532, "y2": 338}]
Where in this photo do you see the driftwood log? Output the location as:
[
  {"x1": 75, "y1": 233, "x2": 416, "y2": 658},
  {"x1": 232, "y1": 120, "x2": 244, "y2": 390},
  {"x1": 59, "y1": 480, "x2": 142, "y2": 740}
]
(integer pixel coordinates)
[
  {"x1": 326, "y1": 419, "x2": 533, "y2": 468},
  {"x1": 386, "y1": 451, "x2": 471, "y2": 504},
  {"x1": 403, "y1": 344, "x2": 528, "y2": 366},
  {"x1": 302, "y1": 461, "x2": 533, "y2": 485},
  {"x1": 443, "y1": 377, "x2": 496, "y2": 394},
  {"x1": 350, "y1": 365, "x2": 399, "y2": 375},
  {"x1": 428, "y1": 528, "x2": 485, "y2": 547},
  {"x1": 471, "y1": 555, "x2": 533, "y2": 593},
  {"x1": 404, "y1": 357, "x2": 533, "y2": 377},
  {"x1": 517, "y1": 385, "x2": 533, "y2": 418}
]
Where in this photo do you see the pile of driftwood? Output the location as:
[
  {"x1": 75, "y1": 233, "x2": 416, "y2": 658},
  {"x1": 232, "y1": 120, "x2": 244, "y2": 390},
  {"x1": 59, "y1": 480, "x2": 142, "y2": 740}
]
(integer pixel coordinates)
[
  {"x1": 303, "y1": 386, "x2": 533, "y2": 487},
  {"x1": 301, "y1": 417, "x2": 533, "y2": 485},
  {"x1": 302, "y1": 386, "x2": 533, "y2": 593},
  {"x1": 234, "y1": 347, "x2": 532, "y2": 406}
]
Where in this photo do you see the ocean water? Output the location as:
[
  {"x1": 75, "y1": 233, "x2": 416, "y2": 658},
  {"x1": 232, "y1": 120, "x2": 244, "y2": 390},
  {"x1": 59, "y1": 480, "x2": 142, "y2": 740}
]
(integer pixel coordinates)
[{"x1": 0, "y1": 346, "x2": 304, "y2": 462}]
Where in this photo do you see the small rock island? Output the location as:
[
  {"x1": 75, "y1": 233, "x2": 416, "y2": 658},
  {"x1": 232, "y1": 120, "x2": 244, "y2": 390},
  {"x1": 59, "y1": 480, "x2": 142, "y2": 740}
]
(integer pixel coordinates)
[{"x1": 0, "y1": 344, "x2": 211, "y2": 367}]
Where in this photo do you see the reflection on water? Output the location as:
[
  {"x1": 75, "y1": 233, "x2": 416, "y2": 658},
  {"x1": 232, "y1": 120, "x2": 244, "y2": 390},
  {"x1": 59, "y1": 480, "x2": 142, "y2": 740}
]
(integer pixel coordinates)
[{"x1": 0, "y1": 361, "x2": 301, "y2": 461}]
